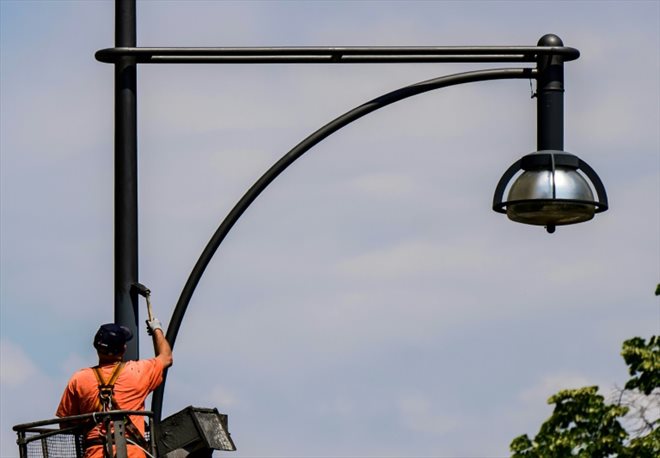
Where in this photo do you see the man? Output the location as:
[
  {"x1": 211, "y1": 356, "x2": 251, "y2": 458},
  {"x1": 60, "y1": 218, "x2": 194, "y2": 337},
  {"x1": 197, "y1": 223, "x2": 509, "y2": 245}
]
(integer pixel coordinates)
[{"x1": 56, "y1": 317, "x2": 173, "y2": 458}]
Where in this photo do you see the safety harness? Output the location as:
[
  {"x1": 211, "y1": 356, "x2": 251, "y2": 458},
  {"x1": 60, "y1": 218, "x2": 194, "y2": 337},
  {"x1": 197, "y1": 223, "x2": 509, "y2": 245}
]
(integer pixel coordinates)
[
  {"x1": 87, "y1": 363, "x2": 150, "y2": 454},
  {"x1": 93, "y1": 363, "x2": 125, "y2": 412}
]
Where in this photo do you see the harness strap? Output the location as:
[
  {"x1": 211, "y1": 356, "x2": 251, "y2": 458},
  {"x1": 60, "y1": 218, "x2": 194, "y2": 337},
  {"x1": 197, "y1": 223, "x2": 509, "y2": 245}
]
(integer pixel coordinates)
[
  {"x1": 92, "y1": 363, "x2": 125, "y2": 411},
  {"x1": 89, "y1": 362, "x2": 150, "y2": 451}
]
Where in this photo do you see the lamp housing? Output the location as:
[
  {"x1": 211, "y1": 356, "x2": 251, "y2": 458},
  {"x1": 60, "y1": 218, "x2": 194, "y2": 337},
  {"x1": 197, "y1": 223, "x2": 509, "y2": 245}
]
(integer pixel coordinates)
[{"x1": 493, "y1": 150, "x2": 608, "y2": 233}]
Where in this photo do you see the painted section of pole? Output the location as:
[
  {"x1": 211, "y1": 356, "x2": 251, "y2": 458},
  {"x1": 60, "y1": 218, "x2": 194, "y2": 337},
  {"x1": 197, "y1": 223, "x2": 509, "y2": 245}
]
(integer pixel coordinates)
[
  {"x1": 536, "y1": 34, "x2": 564, "y2": 151},
  {"x1": 115, "y1": 0, "x2": 139, "y2": 360}
]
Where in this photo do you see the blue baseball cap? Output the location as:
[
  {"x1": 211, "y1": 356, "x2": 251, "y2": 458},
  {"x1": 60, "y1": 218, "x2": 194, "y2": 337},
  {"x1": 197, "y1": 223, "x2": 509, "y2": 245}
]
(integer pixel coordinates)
[{"x1": 93, "y1": 323, "x2": 133, "y2": 355}]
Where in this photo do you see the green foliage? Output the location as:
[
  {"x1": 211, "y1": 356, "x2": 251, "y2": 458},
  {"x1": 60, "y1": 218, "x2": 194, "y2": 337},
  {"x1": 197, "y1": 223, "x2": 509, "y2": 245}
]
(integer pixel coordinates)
[
  {"x1": 622, "y1": 336, "x2": 660, "y2": 395},
  {"x1": 510, "y1": 337, "x2": 659, "y2": 458},
  {"x1": 624, "y1": 426, "x2": 660, "y2": 458},
  {"x1": 510, "y1": 387, "x2": 628, "y2": 457}
]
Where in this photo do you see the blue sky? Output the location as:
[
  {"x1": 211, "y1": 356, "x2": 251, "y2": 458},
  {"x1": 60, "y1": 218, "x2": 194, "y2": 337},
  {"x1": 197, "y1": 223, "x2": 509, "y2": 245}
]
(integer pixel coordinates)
[{"x1": 1, "y1": 1, "x2": 659, "y2": 456}]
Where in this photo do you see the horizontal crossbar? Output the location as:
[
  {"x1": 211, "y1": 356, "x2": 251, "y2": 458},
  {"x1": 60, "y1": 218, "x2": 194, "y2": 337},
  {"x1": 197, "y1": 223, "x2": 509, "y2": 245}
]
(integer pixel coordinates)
[{"x1": 95, "y1": 45, "x2": 580, "y2": 64}]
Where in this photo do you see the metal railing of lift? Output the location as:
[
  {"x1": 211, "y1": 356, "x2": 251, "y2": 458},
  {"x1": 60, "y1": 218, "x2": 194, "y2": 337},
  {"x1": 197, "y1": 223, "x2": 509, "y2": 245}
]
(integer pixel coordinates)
[{"x1": 13, "y1": 410, "x2": 155, "y2": 458}]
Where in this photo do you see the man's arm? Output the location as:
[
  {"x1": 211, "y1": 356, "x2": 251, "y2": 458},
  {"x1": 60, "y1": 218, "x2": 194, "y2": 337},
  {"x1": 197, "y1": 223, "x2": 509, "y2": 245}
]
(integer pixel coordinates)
[
  {"x1": 152, "y1": 328, "x2": 173, "y2": 368},
  {"x1": 146, "y1": 318, "x2": 173, "y2": 368}
]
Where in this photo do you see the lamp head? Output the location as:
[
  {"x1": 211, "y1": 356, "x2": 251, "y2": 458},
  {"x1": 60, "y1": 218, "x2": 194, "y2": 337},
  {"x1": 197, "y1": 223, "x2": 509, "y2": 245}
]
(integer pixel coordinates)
[{"x1": 493, "y1": 151, "x2": 608, "y2": 233}]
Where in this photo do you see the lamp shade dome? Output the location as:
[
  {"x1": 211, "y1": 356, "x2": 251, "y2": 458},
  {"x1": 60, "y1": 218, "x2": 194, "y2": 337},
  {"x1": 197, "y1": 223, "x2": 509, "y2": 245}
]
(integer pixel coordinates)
[
  {"x1": 506, "y1": 167, "x2": 596, "y2": 226},
  {"x1": 493, "y1": 150, "x2": 608, "y2": 233}
]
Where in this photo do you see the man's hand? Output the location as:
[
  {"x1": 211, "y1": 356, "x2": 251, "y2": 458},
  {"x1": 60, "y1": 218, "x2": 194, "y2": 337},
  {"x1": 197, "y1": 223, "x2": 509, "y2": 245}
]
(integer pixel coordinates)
[{"x1": 146, "y1": 318, "x2": 163, "y2": 336}]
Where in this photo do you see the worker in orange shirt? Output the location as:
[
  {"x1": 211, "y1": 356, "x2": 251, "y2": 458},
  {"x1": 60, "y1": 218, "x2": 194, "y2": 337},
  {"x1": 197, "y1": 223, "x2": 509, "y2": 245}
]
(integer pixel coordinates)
[{"x1": 56, "y1": 316, "x2": 173, "y2": 458}]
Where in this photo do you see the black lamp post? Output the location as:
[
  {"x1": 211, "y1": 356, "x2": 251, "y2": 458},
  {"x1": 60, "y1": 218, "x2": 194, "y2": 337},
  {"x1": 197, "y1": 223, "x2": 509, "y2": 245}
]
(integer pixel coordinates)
[{"x1": 99, "y1": 0, "x2": 608, "y2": 429}]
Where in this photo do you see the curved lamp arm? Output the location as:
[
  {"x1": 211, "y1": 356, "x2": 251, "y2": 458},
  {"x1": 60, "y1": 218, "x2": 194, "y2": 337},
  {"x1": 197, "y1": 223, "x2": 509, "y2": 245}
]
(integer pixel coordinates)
[{"x1": 152, "y1": 66, "x2": 535, "y2": 421}]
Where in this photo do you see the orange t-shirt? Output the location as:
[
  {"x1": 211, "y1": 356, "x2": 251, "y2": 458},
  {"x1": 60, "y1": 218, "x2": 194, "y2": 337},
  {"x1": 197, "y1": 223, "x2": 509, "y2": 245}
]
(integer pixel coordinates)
[{"x1": 56, "y1": 359, "x2": 164, "y2": 458}]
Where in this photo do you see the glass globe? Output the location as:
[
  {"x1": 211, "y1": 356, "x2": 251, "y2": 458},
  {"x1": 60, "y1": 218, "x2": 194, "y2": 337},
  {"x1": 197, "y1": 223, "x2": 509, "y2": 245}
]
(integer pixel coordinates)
[{"x1": 506, "y1": 167, "x2": 596, "y2": 226}]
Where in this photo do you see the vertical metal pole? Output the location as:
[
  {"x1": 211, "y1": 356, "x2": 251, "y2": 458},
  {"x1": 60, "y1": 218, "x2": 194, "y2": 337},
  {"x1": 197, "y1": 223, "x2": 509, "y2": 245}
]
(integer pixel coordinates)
[
  {"x1": 17, "y1": 432, "x2": 27, "y2": 458},
  {"x1": 113, "y1": 418, "x2": 129, "y2": 458},
  {"x1": 115, "y1": 0, "x2": 139, "y2": 360},
  {"x1": 536, "y1": 34, "x2": 564, "y2": 151}
]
